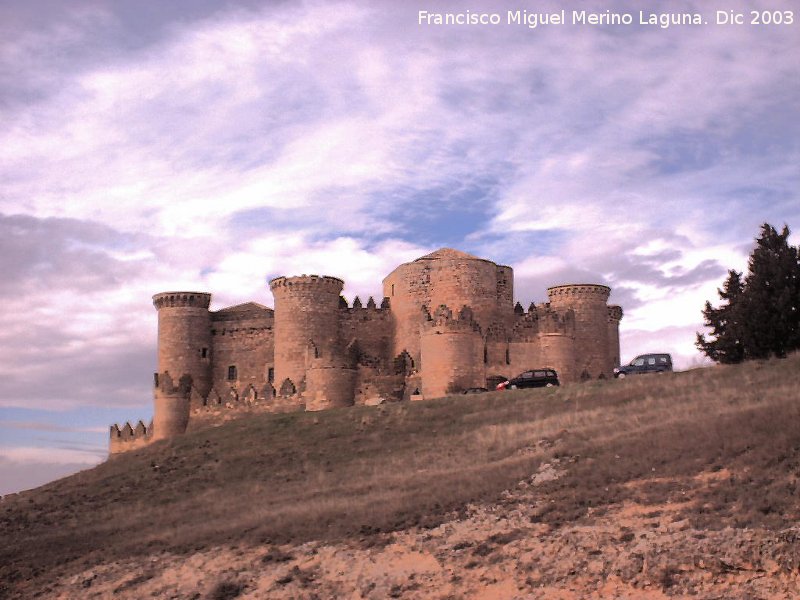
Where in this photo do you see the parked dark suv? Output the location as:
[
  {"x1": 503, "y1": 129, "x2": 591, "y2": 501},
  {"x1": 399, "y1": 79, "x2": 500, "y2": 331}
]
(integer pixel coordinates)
[
  {"x1": 613, "y1": 353, "x2": 673, "y2": 378},
  {"x1": 496, "y1": 369, "x2": 560, "y2": 390}
]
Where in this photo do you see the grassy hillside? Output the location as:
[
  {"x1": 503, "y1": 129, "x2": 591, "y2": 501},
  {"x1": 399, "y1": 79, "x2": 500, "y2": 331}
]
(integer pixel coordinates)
[{"x1": 2, "y1": 355, "x2": 799, "y2": 597}]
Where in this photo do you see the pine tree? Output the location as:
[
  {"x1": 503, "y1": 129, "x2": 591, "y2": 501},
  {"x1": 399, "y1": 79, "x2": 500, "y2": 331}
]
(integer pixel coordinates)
[
  {"x1": 696, "y1": 270, "x2": 745, "y2": 363},
  {"x1": 739, "y1": 224, "x2": 800, "y2": 358},
  {"x1": 696, "y1": 223, "x2": 800, "y2": 362}
]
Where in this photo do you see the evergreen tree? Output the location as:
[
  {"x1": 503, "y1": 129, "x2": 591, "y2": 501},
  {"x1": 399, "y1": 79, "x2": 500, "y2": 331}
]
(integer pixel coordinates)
[
  {"x1": 696, "y1": 223, "x2": 800, "y2": 362},
  {"x1": 696, "y1": 270, "x2": 745, "y2": 363},
  {"x1": 739, "y1": 224, "x2": 800, "y2": 358}
]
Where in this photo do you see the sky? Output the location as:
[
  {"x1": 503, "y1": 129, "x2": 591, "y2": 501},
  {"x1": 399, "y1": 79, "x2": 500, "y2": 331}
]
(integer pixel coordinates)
[{"x1": 0, "y1": 0, "x2": 798, "y2": 495}]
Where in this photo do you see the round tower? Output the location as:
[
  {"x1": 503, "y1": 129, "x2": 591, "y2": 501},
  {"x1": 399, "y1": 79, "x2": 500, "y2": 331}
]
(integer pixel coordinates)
[
  {"x1": 419, "y1": 306, "x2": 485, "y2": 398},
  {"x1": 152, "y1": 372, "x2": 192, "y2": 441},
  {"x1": 547, "y1": 284, "x2": 611, "y2": 380},
  {"x1": 152, "y1": 292, "x2": 212, "y2": 397},
  {"x1": 383, "y1": 248, "x2": 514, "y2": 366},
  {"x1": 269, "y1": 275, "x2": 344, "y2": 396},
  {"x1": 607, "y1": 305, "x2": 623, "y2": 371},
  {"x1": 304, "y1": 362, "x2": 357, "y2": 411}
]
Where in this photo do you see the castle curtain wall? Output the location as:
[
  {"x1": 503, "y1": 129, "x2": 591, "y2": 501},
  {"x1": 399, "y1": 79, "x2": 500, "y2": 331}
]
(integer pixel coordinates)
[{"x1": 210, "y1": 310, "x2": 274, "y2": 397}]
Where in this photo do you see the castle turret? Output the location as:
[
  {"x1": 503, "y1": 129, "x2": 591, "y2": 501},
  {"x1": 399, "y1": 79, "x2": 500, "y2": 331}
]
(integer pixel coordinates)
[
  {"x1": 547, "y1": 284, "x2": 611, "y2": 380},
  {"x1": 152, "y1": 371, "x2": 193, "y2": 441},
  {"x1": 607, "y1": 305, "x2": 623, "y2": 370},
  {"x1": 152, "y1": 292, "x2": 213, "y2": 398},
  {"x1": 269, "y1": 275, "x2": 344, "y2": 397},
  {"x1": 419, "y1": 305, "x2": 485, "y2": 398}
]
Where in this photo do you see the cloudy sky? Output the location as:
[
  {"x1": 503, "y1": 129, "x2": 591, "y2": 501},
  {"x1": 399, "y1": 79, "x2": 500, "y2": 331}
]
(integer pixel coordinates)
[{"x1": 1, "y1": 0, "x2": 797, "y2": 494}]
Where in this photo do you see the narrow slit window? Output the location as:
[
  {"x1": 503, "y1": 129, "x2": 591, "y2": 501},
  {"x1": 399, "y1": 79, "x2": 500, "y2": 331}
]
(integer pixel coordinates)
[{"x1": 227, "y1": 365, "x2": 237, "y2": 381}]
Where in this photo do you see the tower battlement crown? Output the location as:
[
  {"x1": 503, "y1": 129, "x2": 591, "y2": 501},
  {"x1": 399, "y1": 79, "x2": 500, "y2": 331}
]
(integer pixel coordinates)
[
  {"x1": 608, "y1": 305, "x2": 623, "y2": 321},
  {"x1": 547, "y1": 284, "x2": 610, "y2": 302},
  {"x1": 153, "y1": 291, "x2": 211, "y2": 310},
  {"x1": 421, "y1": 304, "x2": 482, "y2": 334},
  {"x1": 154, "y1": 371, "x2": 193, "y2": 395},
  {"x1": 269, "y1": 275, "x2": 344, "y2": 293}
]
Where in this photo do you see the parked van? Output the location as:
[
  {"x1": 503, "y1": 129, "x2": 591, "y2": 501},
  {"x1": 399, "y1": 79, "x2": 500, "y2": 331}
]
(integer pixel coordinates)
[{"x1": 613, "y1": 354, "x2": 673, "y2": 378}]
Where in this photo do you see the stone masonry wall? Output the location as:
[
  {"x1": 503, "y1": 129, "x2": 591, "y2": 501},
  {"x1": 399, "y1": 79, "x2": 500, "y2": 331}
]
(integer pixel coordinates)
[
  {"x1": 210, "y1": 308, "x2": 274, "y2": 399},
  {"x1": 338, "y1": 299, "x2": 393, "y2": 370}
]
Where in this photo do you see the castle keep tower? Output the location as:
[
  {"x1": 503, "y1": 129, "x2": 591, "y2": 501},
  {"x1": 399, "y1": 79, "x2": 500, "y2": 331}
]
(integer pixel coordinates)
[
  {"x1": 547, "y1": 284, "x2": 612, "y2": 379},
  {"x1": 383, "y1": 248, "x2": 514, "y2": 368},
  {"x1": 269, "y1": 275, "x2": 344, "y2": 396}
]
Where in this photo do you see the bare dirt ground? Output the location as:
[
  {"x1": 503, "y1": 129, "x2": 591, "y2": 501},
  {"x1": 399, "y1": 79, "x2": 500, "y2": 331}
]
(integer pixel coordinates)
[{"x1": 42, "y1": 461, "x2": 800, "y2": 599}]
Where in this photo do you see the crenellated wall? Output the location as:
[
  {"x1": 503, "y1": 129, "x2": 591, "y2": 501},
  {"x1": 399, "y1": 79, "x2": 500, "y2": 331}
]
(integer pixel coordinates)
[
  {"x1": 110, "y1": 247, "x2": 623, "y2": 454},
  {"x1": 338, "y1": 296, "x2": 394, "y2": 371},
  {"x1": 109, "y1": 420, "x2": 152, "y2": 455}
]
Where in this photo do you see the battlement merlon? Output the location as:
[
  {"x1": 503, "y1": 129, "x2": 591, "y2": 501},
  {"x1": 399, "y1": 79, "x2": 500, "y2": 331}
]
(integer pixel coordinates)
[
  {"x1": 269, "y1": 275, "x2": 344, "y2": 293},
  {"x1": 547, "y1": 284, "x2": 611, "y2": 303},
  {"x1": 109, "y1": 420, "x2": 153, "y2": 455},
  {"x1": 421, "y1": 304, "x2": 482, "y2": 334},
  {"x1": 153, "y1": 291, "x2": 212, "y2": 310}
]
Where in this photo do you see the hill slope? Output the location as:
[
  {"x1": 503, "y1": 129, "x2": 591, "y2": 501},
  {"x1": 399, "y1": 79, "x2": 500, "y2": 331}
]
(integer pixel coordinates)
[{"x1": 2, "y1": 355, "x2": 799, "y2": 599}]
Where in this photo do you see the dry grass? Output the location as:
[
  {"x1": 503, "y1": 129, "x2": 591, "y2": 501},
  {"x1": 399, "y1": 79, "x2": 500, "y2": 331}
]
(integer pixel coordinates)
[{"x1": 1, "y1": 354, "x2": 799, "y2": 598}]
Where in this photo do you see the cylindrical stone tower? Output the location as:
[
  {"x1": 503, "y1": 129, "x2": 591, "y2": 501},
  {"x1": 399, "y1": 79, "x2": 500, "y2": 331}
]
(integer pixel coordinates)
[
  {"x1": 383, "y1": 248, "x2": 515, "y2": 366},
  {"x1": 269, "y1": 275, "x2": 344, "y2": 395},
  {"x1": 538, "y1": 333, "x2": 577, "y2": 383},
  {"x1": 152, "y1": 373, "x2": 192, "y2": 441},
  {"x1": 304, "y1": 364, "x2": 357, "y2": 411},
  {"x1": 547, "y1": 284, "x2": 611, "y2": 380},
  {"x1": 152, "y1": 292, "x2": 212, "y2": 397},
  {"x1": 419, "y1": 307, "x2": 485, "y2": 398},
  {"x1": 607, "y1": 305, "x2": 623, "y2": 371}
]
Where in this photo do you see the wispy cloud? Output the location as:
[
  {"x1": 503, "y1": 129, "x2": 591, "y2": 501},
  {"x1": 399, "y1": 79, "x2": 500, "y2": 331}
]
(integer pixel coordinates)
[
  {"x1": 0, "y1": 421, "x2": 106, "y2": 433},
  {"x1": 0, "y1": 445, "x2": 103, "y2": 466},
  {"x1": 0, "y1": 0, "x2": 797, "y2": 493}
]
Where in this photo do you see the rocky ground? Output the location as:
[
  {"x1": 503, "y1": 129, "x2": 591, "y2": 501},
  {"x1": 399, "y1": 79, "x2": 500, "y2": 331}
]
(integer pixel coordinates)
[{"x1": 39, "y1": 461, "x2": 800, "y2": 600}]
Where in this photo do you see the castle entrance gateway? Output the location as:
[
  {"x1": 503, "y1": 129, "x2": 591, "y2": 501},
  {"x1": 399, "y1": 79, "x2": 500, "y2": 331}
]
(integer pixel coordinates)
[{"x1": 110, "y1": 248, "x2": 622, "y2": 454}]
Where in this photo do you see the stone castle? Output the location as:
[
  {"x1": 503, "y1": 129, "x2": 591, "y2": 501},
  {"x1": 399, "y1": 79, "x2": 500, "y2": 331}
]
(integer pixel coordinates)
[{"x1": 110, "y1": 248, "x2": 623, "y2": 454}]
